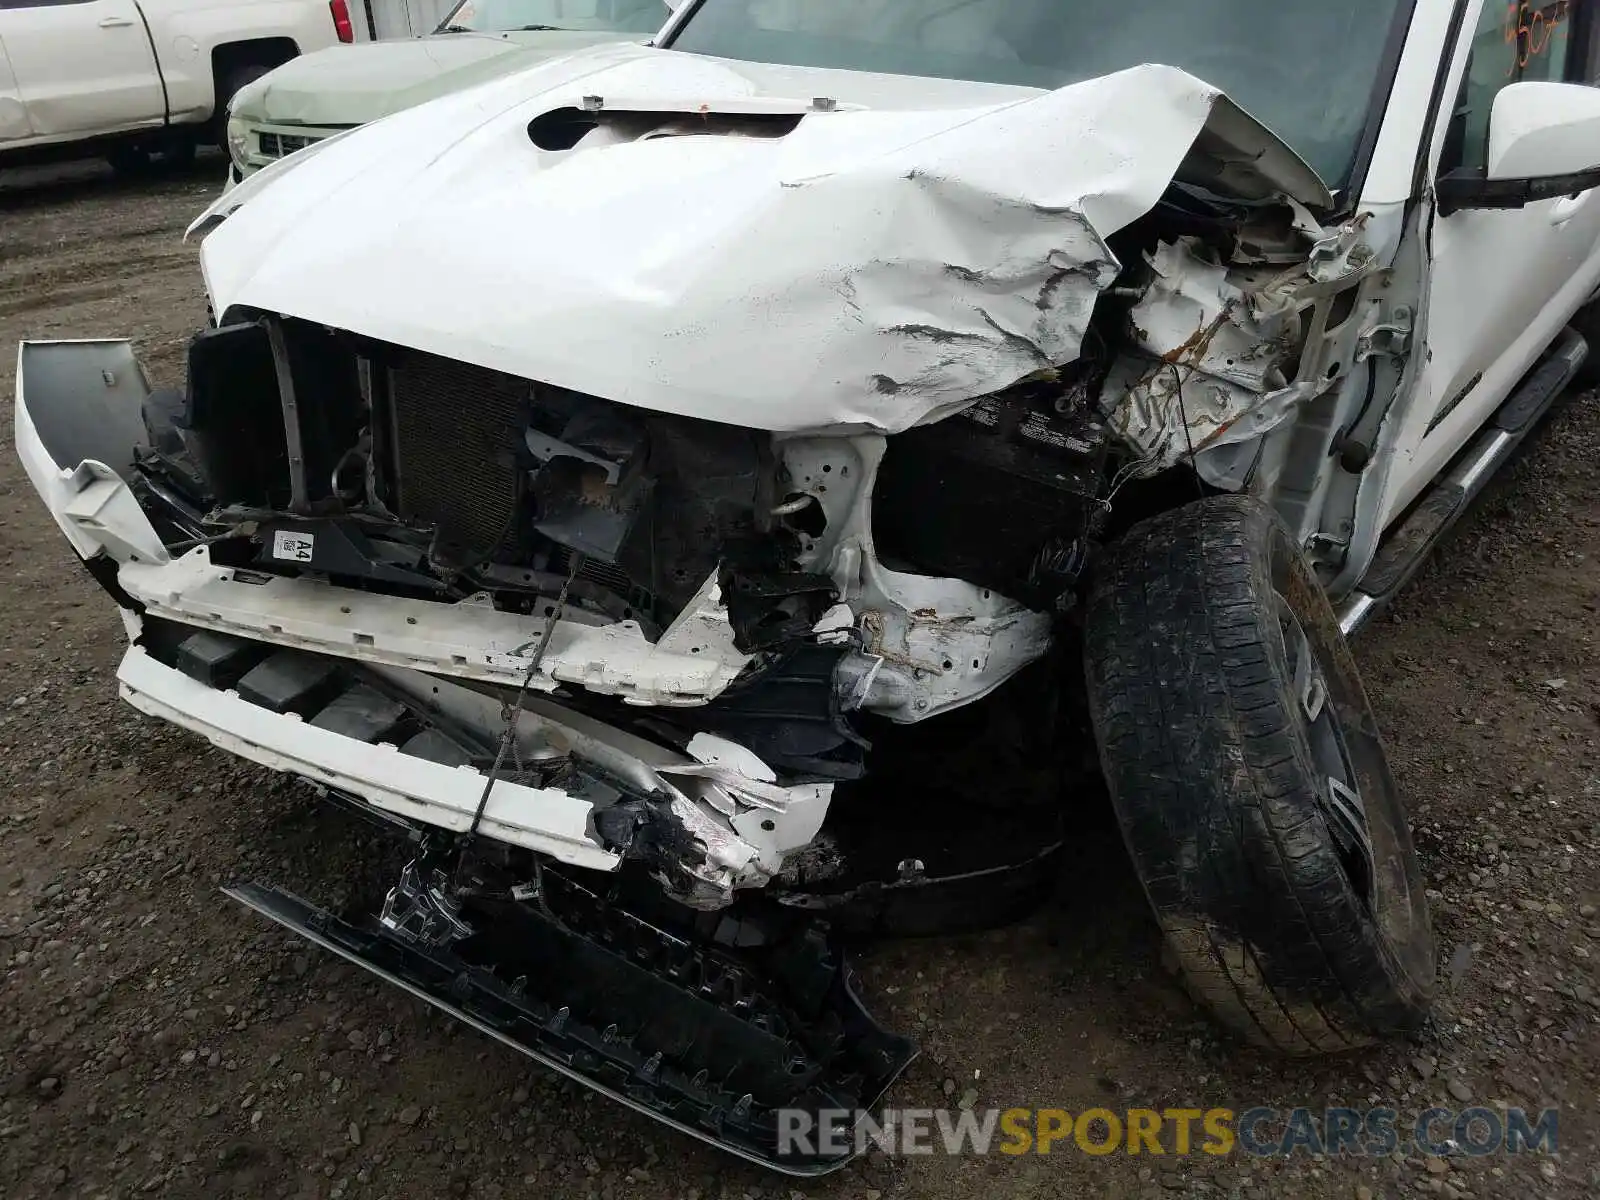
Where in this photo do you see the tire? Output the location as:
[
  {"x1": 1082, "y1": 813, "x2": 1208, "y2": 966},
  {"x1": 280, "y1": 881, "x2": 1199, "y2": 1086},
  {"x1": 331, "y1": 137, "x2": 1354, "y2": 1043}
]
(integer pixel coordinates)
[
  {"x1": 1083, "y1": 495, "x2": 1435, "y2": 1054},
  {"x1": 106, "y1": 137, "x2": 196, "y2": 178},
  {"x1": 213, "y1": 64, "x2": 273, "y2": 147}
]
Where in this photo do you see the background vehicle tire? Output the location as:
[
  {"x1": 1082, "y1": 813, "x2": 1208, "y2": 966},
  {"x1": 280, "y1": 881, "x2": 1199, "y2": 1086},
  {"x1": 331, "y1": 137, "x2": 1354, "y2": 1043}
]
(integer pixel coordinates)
[
  {"x1": 106, "y1": 137, "x2": 197, "y2": 178},
  {"x1": 1083, "y1": 495, "x2": 1436, "y2": 1054},
  {"x1": 213, "y1": 64, "x2": 273, "y2": 147}
]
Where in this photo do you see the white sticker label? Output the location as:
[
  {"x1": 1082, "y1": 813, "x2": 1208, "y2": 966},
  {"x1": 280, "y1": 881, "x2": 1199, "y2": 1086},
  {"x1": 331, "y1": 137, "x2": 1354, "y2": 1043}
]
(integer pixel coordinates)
[{"x1": 272, "y1": 530, "x2": 315, "y2": 563}]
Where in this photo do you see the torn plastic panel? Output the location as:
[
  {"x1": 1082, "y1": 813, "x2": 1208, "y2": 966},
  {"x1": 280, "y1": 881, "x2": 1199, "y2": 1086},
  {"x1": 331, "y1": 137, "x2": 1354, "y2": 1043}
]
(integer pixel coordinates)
[{"x1": 1099, "y1": 211, "x2": 1386, "y2": 488}]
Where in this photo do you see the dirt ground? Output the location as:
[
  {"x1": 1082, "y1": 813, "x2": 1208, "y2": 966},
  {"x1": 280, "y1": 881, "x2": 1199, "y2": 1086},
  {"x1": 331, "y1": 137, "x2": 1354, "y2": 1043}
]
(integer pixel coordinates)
[{"x1": 1, "y1": 160, "x2": 1596, "y2": 1200}]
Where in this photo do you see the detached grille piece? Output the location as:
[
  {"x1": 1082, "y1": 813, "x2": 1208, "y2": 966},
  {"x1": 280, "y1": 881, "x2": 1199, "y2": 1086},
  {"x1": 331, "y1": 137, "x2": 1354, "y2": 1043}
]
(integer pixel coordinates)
[{"x1": 386, "y1": 353, "x2": 530, "y2": 566}]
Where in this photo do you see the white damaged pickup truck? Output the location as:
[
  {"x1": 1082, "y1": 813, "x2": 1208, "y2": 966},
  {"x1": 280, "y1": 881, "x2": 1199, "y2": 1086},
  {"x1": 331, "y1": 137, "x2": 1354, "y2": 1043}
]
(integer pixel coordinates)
[{"x1": 18, "y1": 0, "x2": 1600, "y2": 1172}]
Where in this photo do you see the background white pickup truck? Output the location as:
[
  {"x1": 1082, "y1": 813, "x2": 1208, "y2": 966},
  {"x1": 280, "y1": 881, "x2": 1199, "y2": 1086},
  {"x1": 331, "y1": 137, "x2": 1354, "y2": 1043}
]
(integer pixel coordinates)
[{"x1": 0, "y1": 0, "x2": 349, "y2": 173}]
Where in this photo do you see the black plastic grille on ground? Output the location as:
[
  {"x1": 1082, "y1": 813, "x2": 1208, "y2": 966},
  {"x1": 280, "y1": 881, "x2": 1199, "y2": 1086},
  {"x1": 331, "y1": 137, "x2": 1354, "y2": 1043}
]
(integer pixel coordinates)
[{"x1": 225, "y1": 880, "x2": 916, "y2": 1174}]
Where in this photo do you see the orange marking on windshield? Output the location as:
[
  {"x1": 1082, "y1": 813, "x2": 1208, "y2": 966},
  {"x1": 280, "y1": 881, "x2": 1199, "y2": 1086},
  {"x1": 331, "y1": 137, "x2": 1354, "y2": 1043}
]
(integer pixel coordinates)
[{"x1": 1504, "y1": 1, "x2": 1572, "y2": 75}]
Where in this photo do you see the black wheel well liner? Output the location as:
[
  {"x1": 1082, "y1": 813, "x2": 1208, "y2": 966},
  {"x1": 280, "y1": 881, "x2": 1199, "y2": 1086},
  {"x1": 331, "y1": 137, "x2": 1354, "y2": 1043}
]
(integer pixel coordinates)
[{"x1": 210, "y1": 37, "x2": 301, "y2": 114}]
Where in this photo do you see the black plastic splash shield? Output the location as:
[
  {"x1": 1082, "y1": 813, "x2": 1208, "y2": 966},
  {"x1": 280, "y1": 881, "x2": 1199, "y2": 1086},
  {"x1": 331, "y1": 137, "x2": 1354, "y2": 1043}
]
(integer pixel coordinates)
[{"x1": 222, "y1": 882, "x2": 916, "y2": 1174}]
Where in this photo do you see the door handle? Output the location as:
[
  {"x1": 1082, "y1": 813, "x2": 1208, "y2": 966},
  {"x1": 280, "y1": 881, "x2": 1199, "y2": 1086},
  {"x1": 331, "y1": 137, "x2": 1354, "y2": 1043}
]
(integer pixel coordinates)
[
  {"x1": 98, "y1": 15, "x2": 134, "y2": 27},
  {"x1": 1551, "y1": 193, "x2": 1587, "y2": 225}
]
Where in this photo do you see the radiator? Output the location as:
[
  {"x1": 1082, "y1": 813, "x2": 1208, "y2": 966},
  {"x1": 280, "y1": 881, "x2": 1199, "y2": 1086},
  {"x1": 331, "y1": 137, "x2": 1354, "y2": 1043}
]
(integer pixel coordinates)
[{"x1": 386, "y1": 352, "x2": 530, "y2": 566}]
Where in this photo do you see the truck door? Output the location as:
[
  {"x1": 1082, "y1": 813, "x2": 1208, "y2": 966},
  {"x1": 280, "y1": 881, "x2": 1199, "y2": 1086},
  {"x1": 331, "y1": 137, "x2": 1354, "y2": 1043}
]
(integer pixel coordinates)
[
  {"x1": 0, "y1": 0, "x2": 165, "y2": 143},
  {"x1": 1384, "y1": 0, "x2": 1600, "y2": 524},
  {"x1": 0, "y1": 31, "x2": 32, "y2": 144}
]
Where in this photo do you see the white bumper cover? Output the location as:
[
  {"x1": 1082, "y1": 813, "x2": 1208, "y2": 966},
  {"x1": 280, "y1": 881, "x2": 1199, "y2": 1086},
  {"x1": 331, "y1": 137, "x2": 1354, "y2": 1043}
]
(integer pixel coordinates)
[
  {"x1": 116, "y1": 639, "x2": 620, "y2": 871},
  {"x1": 114, "y1": 628, "x2": 831, "y2": 888}
]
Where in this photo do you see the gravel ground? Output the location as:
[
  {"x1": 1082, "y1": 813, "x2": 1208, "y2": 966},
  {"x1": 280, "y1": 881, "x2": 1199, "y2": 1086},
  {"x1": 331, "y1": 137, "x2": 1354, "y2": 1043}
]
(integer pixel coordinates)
[{"x1": 1, "y1": 161, "x2": 1596, "y2": 1200}]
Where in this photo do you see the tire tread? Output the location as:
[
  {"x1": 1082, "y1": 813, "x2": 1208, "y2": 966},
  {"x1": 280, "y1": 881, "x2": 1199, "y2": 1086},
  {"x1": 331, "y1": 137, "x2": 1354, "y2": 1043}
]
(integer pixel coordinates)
[{"x1": 1084, "y1": 496, "x2": 1433, "y2": 1054}]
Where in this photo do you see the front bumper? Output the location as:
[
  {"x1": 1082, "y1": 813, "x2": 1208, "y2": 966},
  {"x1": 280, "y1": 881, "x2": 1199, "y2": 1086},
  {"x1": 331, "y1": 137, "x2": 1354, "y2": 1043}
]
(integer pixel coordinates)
[
  {"x1": 118, "y1": 635, "x2": 620, "y2": 870},
  {"x1": 111, "y1": 612, "x2": 833, "y2": 893},
  {"x1": 15, "y1": 335, "x2": 1060, "y2": 906},
  {"x1": 12, "y1": 315, "x2": 1073, "y2": 1167},
  {"x1": 233, "y1": 118, "x2": 351, "y2": 177},
  {"x1": 15, "y1": 340, "x2": 829, "y2": 901}
]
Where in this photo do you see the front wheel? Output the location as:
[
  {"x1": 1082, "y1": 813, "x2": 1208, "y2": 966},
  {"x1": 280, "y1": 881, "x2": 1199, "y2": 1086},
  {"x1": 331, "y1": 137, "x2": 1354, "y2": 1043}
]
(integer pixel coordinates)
[
  {"x1": 106, "y1": 137, "x2": 196, "y2": 178},
  {"x1": 1083, "y1": 495, "x2": 1435, "y2": 1054}
]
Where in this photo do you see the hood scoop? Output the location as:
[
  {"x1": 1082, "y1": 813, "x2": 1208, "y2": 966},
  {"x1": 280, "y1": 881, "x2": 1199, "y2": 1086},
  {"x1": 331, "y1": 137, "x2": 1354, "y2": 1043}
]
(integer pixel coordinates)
[{"x1": 527, "y1": 95, "x2": 842, "y2": 152}]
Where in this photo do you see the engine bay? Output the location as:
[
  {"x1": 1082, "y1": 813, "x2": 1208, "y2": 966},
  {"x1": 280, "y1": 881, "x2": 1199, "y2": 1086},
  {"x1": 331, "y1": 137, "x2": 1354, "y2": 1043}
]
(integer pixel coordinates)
[{"x1": 139, "y1": 176, "x2": 1370, "y2": 681}]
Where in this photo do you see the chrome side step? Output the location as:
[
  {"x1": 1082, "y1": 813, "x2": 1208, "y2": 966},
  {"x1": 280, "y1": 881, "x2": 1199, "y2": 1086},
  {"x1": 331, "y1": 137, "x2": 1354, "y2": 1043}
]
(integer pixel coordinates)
[{"x1": 1338, "y1": 327, "x2": 1587, "y2": 637}]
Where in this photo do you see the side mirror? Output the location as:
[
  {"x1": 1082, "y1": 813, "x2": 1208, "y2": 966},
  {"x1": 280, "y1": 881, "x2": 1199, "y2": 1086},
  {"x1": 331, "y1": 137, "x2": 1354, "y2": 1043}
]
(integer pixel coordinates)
[
  {"x1": 1438, "y1": 81, "x2": 1600, "y2": 214},
  {"x1": 1488, "y1": 81, "x2": 1600, "y2": 178}
]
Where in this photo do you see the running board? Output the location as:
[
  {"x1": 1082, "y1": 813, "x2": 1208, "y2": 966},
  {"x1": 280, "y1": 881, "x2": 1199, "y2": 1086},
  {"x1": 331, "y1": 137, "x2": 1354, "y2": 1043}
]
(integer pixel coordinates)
[
  {"x1": 1338, "y1": 327, "x2": 1587, "y2": 636},
  {"x1": 223, "y1": 881, "x2": 915, "y2": 1175}
]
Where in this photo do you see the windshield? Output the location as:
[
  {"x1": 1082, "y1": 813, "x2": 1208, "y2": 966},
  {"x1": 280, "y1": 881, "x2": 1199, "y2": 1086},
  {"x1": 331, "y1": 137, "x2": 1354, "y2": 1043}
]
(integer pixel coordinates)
[
  {"x1": 667, "y1": 0, "x2": 1410, "y2": 187},
  {"x1": 436, "y1": 0, "x2": 669, "y2": 35}
]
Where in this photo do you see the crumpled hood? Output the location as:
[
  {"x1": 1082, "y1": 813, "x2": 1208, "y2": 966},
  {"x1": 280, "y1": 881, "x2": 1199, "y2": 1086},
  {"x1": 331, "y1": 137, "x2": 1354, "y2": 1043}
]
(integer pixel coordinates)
[
  {"x1": 229, "y1": 31, "x2": 637, "y2": 127},
  {"x1": 197, "y1": 43, "x2": 1330, "y2": 435}
]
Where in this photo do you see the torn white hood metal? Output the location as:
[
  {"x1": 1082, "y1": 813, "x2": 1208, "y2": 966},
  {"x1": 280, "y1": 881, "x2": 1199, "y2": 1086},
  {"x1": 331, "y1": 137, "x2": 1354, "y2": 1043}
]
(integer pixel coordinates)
[{"x1": 196, "y1": 43, "x2": 1329, "y2": 435}]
